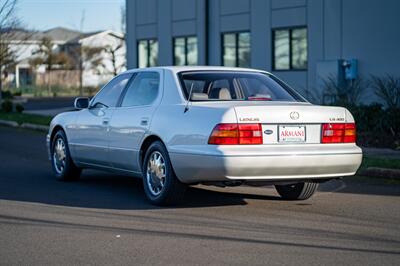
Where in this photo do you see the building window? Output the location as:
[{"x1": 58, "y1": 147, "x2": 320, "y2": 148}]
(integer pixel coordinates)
[
  {"x1": 222, "y1": 32, "x2": 251, "y2": 68},
  {"x1": 174, "y1": 36, "x2": 198, "y2": 66},
  {"x1": 138, "y1": 39, "x2": 158, "y2": 68},
  {"x1": 273, "y1": 27, "x2": 307, "y2": 70}
]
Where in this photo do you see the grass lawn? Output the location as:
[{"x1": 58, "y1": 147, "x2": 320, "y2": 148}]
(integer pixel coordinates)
[
  {"x1": 360, "y1": 156, "x2": 400, "y2": 170},
  {"x1": 0, "y1": 111, "x2": 52, "y2": 126},
  {"x1": 353, "y1": 155, "x2": 400, "y2": 185}
]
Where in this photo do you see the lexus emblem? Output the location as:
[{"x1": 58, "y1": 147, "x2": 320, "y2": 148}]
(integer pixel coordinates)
[{"x1": 290, "y1": 111, "x2": 300, "y2": 120}]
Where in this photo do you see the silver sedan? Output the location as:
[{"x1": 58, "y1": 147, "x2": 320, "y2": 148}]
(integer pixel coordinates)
[{"x1": 46, "y1": 66, "x2": 362, "y2": 205}]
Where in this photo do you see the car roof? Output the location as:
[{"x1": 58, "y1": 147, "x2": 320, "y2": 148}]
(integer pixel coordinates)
[{"x1": 123, "y1": 66, "x2": 271, "y2": 75}]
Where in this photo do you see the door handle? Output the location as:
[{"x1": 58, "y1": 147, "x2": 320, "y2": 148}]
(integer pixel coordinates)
[
  {"x1": 102, "y1": 118, "x2": 110, "y2": 125},
  {"x1": 140, "y1": 118, "x2": 149, "y2": 126}
]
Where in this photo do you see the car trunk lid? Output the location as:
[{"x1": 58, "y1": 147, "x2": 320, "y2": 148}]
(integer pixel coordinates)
[{"x1": 234, "y1": 104, "x2": 347, "y2": 144}]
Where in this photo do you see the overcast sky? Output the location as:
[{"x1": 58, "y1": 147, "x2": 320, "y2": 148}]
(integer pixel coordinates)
[{"x1": 17, "y1": 0, "x2": 125, "y2": 33}]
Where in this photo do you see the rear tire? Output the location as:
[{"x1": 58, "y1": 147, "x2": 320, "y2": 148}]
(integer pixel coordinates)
[
  {"x1": 51, "y1": 130, "x2": 81, "y2": 181},
  {"x1": 275, "y1": 182, "x2": 318, "y2": 200},
  {"x1": 142, "y1": 141, "x2": 187, "y2": 205}
]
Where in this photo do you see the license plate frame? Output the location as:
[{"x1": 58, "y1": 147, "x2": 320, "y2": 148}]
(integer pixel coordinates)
[{"x1": 278, "y1": 125, "x2": 306, "y2": 143}]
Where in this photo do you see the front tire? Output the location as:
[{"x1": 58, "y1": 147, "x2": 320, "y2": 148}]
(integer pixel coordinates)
[
  {"x1": 275, "y1": 182, "x2": 318, "y2": 200},
  {"x1": 142, "y1": 141, "x2": 186, "y2": 205},
  {"x1": 51, "y1": 130, "x2": 81, "y2": 181}
]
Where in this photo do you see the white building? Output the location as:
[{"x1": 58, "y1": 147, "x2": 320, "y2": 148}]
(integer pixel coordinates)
[{"x1": 2, "y1": 27, "x2": 126, "y2": 89}]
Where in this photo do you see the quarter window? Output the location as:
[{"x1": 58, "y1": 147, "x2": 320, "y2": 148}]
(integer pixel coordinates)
[
  {"x1": 92, "y1": 74, "x2": 131, "y2": 108},
  {"x1": 174, "y1": 36, "x2": 198, "y2": 66},
  {"x1": 121, "y1": 72, "x2": 160, "y2": 107},
  {"x1": 138, "y1": 39, "x2": 158, "y2": 68},
  {"x1": 273, "y1": 27, "x2": 307, "y2": 70},
  {"x1": 222, "y1": 32, "x2": 251, "y2": 67}
]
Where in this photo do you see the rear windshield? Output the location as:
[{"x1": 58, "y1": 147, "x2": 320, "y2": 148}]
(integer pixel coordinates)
[{"x1": 178, "y1": 71, "x2": 305, "y2": 102}]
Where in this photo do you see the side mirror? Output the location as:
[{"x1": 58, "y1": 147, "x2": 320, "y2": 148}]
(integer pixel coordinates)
[{"x1": 74, "y1": 97, "x2": 90, "y2": 109}]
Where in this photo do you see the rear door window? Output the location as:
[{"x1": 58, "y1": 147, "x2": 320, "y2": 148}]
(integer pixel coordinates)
[{"x1": 121, "y1": 72, "x2": 160, "y2": 107}]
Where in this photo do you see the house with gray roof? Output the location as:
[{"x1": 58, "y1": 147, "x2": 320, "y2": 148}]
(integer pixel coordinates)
[{"x1": 1, "y1": 27, "x2": 125, "y2": 90}]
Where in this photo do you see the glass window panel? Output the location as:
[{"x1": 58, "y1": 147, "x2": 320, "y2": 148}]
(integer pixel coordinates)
[
  {"x1": 291, "y1": 28, "x2": 307, "y2": 69},
  {"x1": 274, "y1": 30, "x2": 290, "y2": 70},
  {"x1": 149, "y1": 40, "x2": 158, "y2": 67},
  {"x1": 121, "y1": 72, "x2": 160, "y2": 107},
  {"x1": 138, "y1": 40, "x2": 148, "y2": 68},
  {"x1": 93, "y1": 74, "x2": 131, "y2": 107},
  {"x1": 223, "y1": 33, "x2": 236, "y2": 67},
  {"x1": 174, "y1": 37, "x2": 185, "y2": 66},
  {"x1": 187, "y1": 37, "x2": 198, "y2": 65},
  {"x1": 238, "y1": 32, "x2": 251, "y2": 67},
  {"x1": 179, "y1": 72, "x2": 300, "y2": 102}
]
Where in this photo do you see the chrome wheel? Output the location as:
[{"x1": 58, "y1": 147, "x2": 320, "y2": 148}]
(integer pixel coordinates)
[
  {"x1": 53, "y1": 138, "x2": 66, "y2": 174},
  {"x1": 146, "y1": 151, "x2": 166, "y2": 196}
]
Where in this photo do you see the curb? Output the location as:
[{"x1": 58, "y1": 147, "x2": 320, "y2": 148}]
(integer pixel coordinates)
[
  {"x1": 359, "y1": 167, "x2": 400, "y2": 179},
  {"x1": 0, "y1": 119, "x2": 48, "y2": 132},
  {"x1": 0, "y1": 119, "x2": 19, "y2": 127},
  {"x1": 21, "y1": 123, "x2": 49, "y2": 132}
]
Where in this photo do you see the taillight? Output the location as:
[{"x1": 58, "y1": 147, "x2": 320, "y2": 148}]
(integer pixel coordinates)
[
  {"x1": 321, "y1": 123, "x2": 356, "y2": 143},
  {"x1": 208, "y1": 123, "x2": 263, "y2": 145}
]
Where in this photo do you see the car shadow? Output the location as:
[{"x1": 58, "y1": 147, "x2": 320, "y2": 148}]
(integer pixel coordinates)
[{"x1": 0, "y1": 167, "x2": 283, "y2": 210}]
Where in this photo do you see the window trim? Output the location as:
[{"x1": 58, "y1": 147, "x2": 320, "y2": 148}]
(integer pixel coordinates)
[
  {"x1": 221, "y1": 31, "x2": 251, "y2": 68},
  {"x1": 272, "y1": 26, "x2": 308, "y2": 71},
  {"x1": 173, "y1": 35, "x2": 198, "y2": 66},
  {"x1": 137, "y1": 39, "x2": 158, "y2": 68}
]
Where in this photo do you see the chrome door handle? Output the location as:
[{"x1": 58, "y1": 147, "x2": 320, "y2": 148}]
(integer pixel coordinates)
[{"x1": 140, "y1": 118, "x2": 148, "y2": 126}]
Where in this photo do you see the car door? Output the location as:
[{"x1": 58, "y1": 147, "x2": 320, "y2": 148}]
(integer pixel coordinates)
[
  {"x1": 108, "y1": 70, "x2": 162, "y2": 173},
  {"x1": 69, "y1": 73, "x2": 132, "y2": 167}
]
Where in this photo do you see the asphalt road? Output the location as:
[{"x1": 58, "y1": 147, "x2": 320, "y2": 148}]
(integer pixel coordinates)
[
  {"x1": 22, "y1": 97, "x2": 76, "y2": 111},
  {"x1": 0, "y1": 126, "x2": 399, "y2": 265}
]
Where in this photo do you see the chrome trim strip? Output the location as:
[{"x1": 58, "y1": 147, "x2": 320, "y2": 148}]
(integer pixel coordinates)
[{"x1": 169, "y1": 152, "x2": 363, "y2": 158}]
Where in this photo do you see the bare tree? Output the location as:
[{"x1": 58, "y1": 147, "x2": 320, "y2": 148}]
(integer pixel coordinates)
[
  {"x1": 30, "y1": 37, "x2": 70, "y2": 96},
  {"x1": 103, "y1": 41, "x2": 124, "y2": 76},
  {"x1": 0, "y1": 0, "x2": 19, "y2": 102}
]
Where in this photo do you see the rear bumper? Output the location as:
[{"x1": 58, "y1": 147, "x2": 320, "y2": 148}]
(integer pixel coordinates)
[{"x1": 169, "y1": 144, "x2": 362, "y2": 183}]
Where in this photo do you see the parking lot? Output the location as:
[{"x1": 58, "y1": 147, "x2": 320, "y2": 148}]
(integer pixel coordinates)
[{"x1": 0, "y1": 126, "x2": 399, "y2": 265}]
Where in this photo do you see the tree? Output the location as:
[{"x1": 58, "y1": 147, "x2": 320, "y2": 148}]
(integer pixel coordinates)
[
  {"x1": 0, "y1": 0, "x2": 19, "y2": 102},
  {"x1": 68, "y1": 44, "x2": 104, "y2": 95},
  {"x1": 30, "y1": 37, "x2": 70, "y2": 96},
  {"x1": 103, "y1": 41, "x2": 124, "y2": 76}
]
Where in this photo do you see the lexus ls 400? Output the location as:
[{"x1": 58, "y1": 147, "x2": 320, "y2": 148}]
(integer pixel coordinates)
[{"x1": 46, "y1": 67, "x2": 362, "y2": 205}]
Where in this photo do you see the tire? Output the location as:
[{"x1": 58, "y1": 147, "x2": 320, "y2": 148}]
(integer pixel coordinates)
[
  {"x1": 51, "y1": 130, "x2": 81, "y2": 181},
  {"x1": 142, "y1": 141, "x2": 186, "y2": 205},
  {"x1": 275, "y1": 182, "x2": 318, "y2": 200}
]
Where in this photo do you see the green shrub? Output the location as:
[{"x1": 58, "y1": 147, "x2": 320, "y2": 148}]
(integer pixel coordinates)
[
  {"x1": 1, "y1": 90, "x2": 13, "y2": 100},
  {"x1": 15, "y1": 103, "x2": 24, "y2": 113},
  {"x1": 303, "y1": 75, "x2": 400, "y2": 149},
  {"x1": 1, "y1": 100, "x2": 13, "y2": 113},
  {"x1": 348, "y1": 104, "x2": 400, "y2": 149},
  {"x1": 13, "y1": 91, "x2": 22, "y2": 96}
]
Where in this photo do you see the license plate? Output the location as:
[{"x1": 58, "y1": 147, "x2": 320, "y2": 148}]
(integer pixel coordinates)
[{"x1": 278, "y1": 125, "x2": 306, "y2": 143}]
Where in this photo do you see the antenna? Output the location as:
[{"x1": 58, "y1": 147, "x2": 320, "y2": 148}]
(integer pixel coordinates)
[{"x1": 184, "y1": 82, "x2": 194, "y2": 113}]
